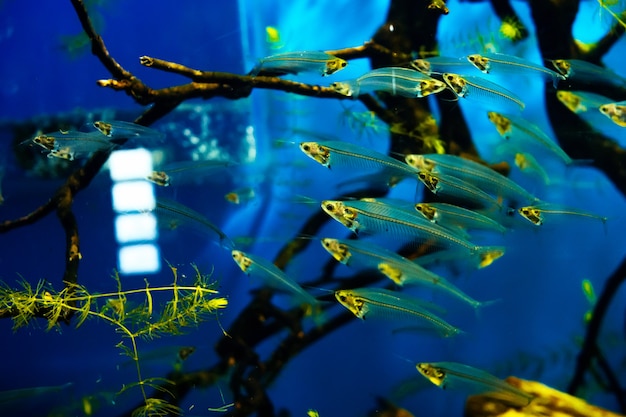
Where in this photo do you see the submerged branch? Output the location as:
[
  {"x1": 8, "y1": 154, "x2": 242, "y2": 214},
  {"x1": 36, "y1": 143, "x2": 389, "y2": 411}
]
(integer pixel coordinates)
[{"x1": 568, "y1": 255, "x2": 626, "y2": 401}]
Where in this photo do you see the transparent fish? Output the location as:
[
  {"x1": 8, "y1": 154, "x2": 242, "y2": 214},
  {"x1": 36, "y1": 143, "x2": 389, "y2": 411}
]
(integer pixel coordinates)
[
  {"x1": 321, "y1": 200, "x2": 504, "y2": 268},
  {"x1": 409, "y1": 56, "x2": 478, "y2": 76},
  {"x1": 513, "y1": 151, "x2": 550, "y2": 185},
  {"x1": 250, "y1": 51, "x2": 347, "y2": 77},
  {"x1": 517, "y1": 203, "x2": 607, "y2": 226},
  {"x1": 428, "y1": 0, "x2": 449, "y2": 14},
  {"x1": 92, "y1": 120, "x2": 165, "y2": 143},
  {"x1": 146, "y1": 171, "x2": 170, "y2": 186},
  {"x1": 416, "y1": 362, "x2": 534, "y2": 407},
  {"x1": 0, "y1": 382, "x2": 73, "y2": 406},
  {"x1": 343, "y1": 67, "x2": 447, "y2": 98},
  {"x1": 599, "y1": 101, "x2": 626, "y2": 127},
  {"x1": 414, "y1": 202, "x2": 507, "y2": 234},
  {"x1": 466, "y1": 53, "x2": 564, "y2": 87},
  {"x1": 265, "y1": 26, "x2": 284, "y2": 49},
  {"x1": 335, "y1": 288, "x2": 463, "y2": 337},
  {"x1": 416, "y1": 171, "x2": 504, "y2": 212},
  {"x1": 25, "y1": 134, "x2": 57, "y2": 151},
  {"x1": 407, "y1": 153, "x2": 538, "y2": 207},
  {"x1": 25, "y1": 130, "x2": 116, "y2": 160},
  {"x1": 231, "y1": 250, "x2": 320, "y2": 308},
  {"x1": 487, "y1": 111, "x2": 574, "y2": 165},
  {"x1": 550, "y1": 59, "x2": 626, "y2": 88},
  {"x1": 330, "y1": 81, "x2": 358, "y2": 97},
  {"x1": 155, "y1": 198, "x2": 233, "y2": 249},
  {"x1": 224, "y1": 187, "x2": 256, "y2": 204},
  {"x1": 442, "y1": 73, "x2": 525, "y2": 111},
  {"x1": 323, "y1": 238, "x2": 492, "y2": 309},
  {"x1": 148, "y1": 159, "x2": 236, "y2": 187},
  {"x1": 299, "y1": 140, "x2": 419, "y2": 186},
  {"x1": 556, "y1": 90, "x2": 612, "y2": 114}
]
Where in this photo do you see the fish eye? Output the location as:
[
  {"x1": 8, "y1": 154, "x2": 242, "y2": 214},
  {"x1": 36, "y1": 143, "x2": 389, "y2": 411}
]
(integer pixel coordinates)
[
  {"x1": 446, "y1": 75, "x2": 454, "y2": 81},
  {"x1": 302, "y1": 144, "x2": 310, "y2": 151},
  {"x1": 338, "y1": 294, "x2": 346, "y2": 302},
  {"x1": 468, "y1": 56, "x2": 475, "y2": 62},
  {"x1": 340, "y1": 62, "x2": 347, "y2": 68},
  {"x1": 418, "y1": 172, "x2": 426, "y2": 179},
  {"x1": 416, "y1": 205, "x2": 423, "y2": 211},
  {"x1": 325, "y1": 203, "x2": 335, "y2": 211}
]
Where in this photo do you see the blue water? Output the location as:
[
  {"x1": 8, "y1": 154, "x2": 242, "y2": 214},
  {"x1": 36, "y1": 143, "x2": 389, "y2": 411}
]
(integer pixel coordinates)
[{"x1": 1, "y1": 1, "x2": 625, "y2": 416}]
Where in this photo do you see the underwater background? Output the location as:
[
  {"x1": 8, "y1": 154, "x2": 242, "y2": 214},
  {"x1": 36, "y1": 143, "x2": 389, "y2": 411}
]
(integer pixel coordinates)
[{"x1": 1, "y1": 0, "x2": 626, "y2": 416}]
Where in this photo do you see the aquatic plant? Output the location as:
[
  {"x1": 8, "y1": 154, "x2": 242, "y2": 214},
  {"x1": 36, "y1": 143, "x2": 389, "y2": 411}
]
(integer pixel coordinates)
[
  {"x1": 0, "y1": 264, "x2": 227, "y2": 417},
  {"x1": 2, "y1": 0, "x2": 626, "y2": 416}
]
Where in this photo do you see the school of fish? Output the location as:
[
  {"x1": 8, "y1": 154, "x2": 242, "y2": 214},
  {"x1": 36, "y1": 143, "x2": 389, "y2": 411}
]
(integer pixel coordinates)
[{"x1": 17, "y1": 46, "x2": 621, "y2": 409}]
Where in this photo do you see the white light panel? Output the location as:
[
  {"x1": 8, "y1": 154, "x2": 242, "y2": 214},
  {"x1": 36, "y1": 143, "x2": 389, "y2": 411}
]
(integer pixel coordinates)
[
  {"x1": 118, "y1": 244, "x2": 161, "y2": 275},
  {"x1": 111, "y1": 181, "x2": 156, "y2": 213},
  {"x1": 115, "y1": 213, "x2": 158, "y2": 243},
  {"x1": 109, "y1": 148, "x2": 153, "y2": 182}
]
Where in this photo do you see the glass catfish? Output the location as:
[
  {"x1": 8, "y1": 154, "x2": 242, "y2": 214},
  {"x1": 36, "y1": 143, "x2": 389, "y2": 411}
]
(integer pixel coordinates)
[
  {"x1": 416, "y1": 361, "x2": 534, "y2": 407},
  {"x1": 299, "y1": 140, "x2": 420, "y2": 186},
  {"x1": 231, "y1": 250, "x2": 320, "y2": 311},
  {"x1": 335, "y1": 287, "x2": 463, "y2": 337},
  {"x1": 321, "y1": 237, "x2": 493, "y2": 309},
  {"x1": 331, "y1": 67, "x2": 446, "y2": 98},
  {"x1": 250, "y1": 50, "x2": 347, "y2": 77},
  {"x1": 466, "y1": 52, "x2": 565, "y2": 87},
  {"x1": 442, "y1": 72, "x2": 525, "y2": 112},
  {"x1": 321, "y1": 199, "x2": 505, "y2": 268}
]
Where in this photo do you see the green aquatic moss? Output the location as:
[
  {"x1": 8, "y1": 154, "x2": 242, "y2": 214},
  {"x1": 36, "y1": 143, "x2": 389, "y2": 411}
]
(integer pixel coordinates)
[{"x1": 0, "y1": 263, "x2": 228, "y2": 417}]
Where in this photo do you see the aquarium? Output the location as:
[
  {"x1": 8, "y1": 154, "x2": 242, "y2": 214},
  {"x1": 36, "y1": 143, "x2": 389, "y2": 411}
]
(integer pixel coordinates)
[{"x1": 1, "y1": 1, "x2": 626, "y2": 416}]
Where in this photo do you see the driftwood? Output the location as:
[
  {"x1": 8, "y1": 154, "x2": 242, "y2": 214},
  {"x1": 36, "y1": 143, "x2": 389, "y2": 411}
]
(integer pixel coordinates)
[{"x1": 466, "y1": 377, "x2": 624, "y2": 417}]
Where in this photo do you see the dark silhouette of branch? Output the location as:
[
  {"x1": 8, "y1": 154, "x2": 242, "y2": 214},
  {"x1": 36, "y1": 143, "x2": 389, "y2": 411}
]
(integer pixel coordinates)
[{"x1": 568, "y1": 255, "x2": 626, "y2": 407}]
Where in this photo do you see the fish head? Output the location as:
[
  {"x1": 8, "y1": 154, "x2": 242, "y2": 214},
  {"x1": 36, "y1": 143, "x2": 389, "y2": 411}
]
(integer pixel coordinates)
[
  {"x1": 324, "y1": 58, "x2": 348, "y2": 76},
  {"x1": 405, "y1": 154, "x2": 434, "y2": 171},
  {"x1": 410, "y1": 59, "x2": 431, "y2": 75},
  {"x1": 231, "y1": 250, "x2": 253, "y2": 273},
  {"x1": 419, "y1": 80, "x2": 447, "y2": 97},
  {"x1": 320, "y1": 238, "x2": 351, "y2": 263},
  {"x1": 467, "y1": 54, "x2": 490, "y2": 73},
  {"x1": 414, "y1": 203, "x2": 437, "y2": 221},
  {"x1": 556, "y1": 91, "x2": 585, "y2": 113},
  {"x1": 416, "y1": 363, "x2": 446, "y2": 387},
  {"x1": 442, "y1": 73, "x2": 466, "y2": 96},
  {"x1": 599, "y1": 103, "x2": 618, "y2": 117},
  {"x1": 146, "y1": 171, "x2": 170, "y2": 187},
  {"x1": 551, "y1": 59, "x2": 571, "y2": 77},
  {"x1": 321, "y1": 200, "x2": 358, "y2": 229},
  {"x1": 378, "y1": 263, "x2": 404, "y2": 285},
  {"x1": 33, "y1": 134, "x2": 56, "y2": 150},
  {"x1": 48, "y1": 147, "x2": 75, "y2": 161},
  {"x1": 518, "y1": 206, "x2": 543, "y2": 226},
  {"x1": 334, "y1": 290, "x2": 366, "y2": 319},
  {"x1": 300, "y1": 142, "x2": 331, "y2": 167},
  {"x1": 93, "y1": 121, "x2": 113, "y2": 136},
  {"x1": 330, "y1": 82, "x2": 354, "y2": 97},
  {"x1": 487, "y1": 112, "x2": 512, "y2": 137},
  {"x1": 417, "y1": 171, "x2": 440, "y2": 193}
]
